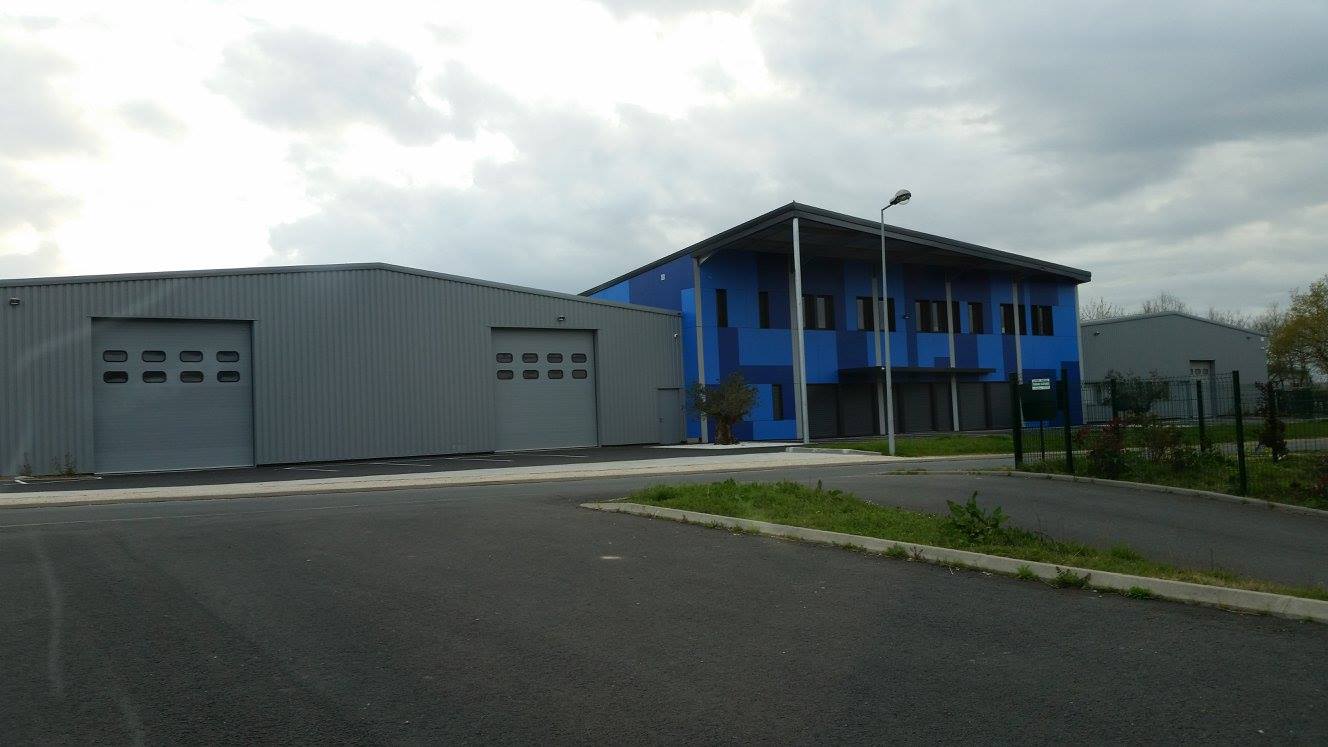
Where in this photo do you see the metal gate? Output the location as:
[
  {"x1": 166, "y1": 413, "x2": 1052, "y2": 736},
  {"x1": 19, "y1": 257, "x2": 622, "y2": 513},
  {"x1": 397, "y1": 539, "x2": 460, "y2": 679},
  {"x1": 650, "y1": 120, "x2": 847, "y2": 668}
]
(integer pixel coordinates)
[
  {"x1": 92, "y1": 318, "x2": 254, "y2": 473},
  {"x1": 491, "y1": 328, "x2": 598, "y2": 451}
]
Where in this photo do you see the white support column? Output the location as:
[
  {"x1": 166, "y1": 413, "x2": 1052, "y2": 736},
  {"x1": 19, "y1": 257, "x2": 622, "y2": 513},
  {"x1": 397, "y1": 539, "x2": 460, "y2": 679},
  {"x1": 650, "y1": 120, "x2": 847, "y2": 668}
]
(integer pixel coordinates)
[
  {"x1": 787, "y1": 261, "x2": 804, "y2": 441},
  {"x1": 945, "y1": 278, "x2": 960, "y2": 431},
  {"x1": 692, "y1": 256, "x2": 708, "y2": 443},
  {"x1": 1011, "y1": 277, "x2": 1024, "y2": 384},
  {"x1": 871, "y1": 271, "x2": 885, "y2": 436},
  {"x1": 792, "y1": 218, "x2": 810, "y2": 444},
  {"x1": 1074, "y1": 284, "x2": 1086, "y2": 424}
]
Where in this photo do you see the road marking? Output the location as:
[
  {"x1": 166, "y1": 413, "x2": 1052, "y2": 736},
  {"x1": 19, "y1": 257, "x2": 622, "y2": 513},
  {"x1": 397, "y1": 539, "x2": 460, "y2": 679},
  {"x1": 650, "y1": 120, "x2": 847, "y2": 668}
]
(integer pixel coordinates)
[
  {"x1": 441, "y1": 457, "x2": 513, "y2": 463},
  {"x1": 533, "y1": 454, "x2": 589, "y2": 459},
  {"x1": 365, "y1": 461, "x2": 435, "y2": 467}
]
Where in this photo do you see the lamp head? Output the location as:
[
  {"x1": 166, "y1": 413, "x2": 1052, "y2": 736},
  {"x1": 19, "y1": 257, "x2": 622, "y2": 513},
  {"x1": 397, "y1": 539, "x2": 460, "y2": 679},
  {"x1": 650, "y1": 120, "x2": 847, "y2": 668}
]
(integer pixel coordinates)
[{"x1": 889, "y1": 189, "x2": 911, "y2": 207}]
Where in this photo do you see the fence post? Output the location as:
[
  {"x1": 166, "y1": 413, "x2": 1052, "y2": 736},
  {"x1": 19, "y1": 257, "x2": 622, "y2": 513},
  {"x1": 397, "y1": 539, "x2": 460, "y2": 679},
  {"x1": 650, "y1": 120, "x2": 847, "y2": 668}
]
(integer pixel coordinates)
[
  {"x1": 1232, "y1": 370, "x2": 1247, "y2": 496},
  {"x1": 1109, "y1": 378, "x2": 1119, "y2": 420},
  {"x1": 1010, "y1": 374, "x2": 1023, "y2": 468},
  {"x1": 1060, "y1": 376, "x2": 1074, "y2": 474},
  {"x1": 1195, "y1": 379, "x2": 1207, "y2": 451}
]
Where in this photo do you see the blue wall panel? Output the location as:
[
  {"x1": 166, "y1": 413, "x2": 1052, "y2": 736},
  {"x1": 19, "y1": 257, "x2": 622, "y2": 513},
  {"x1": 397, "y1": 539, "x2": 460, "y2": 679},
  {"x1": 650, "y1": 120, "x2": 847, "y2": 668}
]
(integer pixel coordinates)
[{"x1": 591, "y1": 245, "x2": 1086, "y2": 438}]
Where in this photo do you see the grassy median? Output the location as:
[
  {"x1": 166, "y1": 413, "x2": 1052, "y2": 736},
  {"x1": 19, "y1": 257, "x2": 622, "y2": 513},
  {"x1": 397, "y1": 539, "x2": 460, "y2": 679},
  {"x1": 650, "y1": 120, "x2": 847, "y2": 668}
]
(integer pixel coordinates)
[
  {"x1": 1021, "y1": 452, "x2": 1328, "y2": 510},
  {"x1": 625, "y1": 479, "x2": 1328, "y2": 602}
]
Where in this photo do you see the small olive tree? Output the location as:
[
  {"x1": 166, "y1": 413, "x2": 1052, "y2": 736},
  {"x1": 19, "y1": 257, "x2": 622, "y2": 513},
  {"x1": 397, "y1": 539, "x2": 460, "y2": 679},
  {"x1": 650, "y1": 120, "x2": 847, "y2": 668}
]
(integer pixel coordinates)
[{"x1": 688, "y1": 372, "x2": 758, "y2": 445}]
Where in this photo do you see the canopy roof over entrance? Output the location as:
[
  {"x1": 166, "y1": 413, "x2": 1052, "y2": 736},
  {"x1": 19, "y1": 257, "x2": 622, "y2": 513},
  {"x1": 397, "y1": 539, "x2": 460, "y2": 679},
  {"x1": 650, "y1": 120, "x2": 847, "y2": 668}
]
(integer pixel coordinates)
[{"x1": 583, "y1": 202, "x2": 1091, "y2": 295}]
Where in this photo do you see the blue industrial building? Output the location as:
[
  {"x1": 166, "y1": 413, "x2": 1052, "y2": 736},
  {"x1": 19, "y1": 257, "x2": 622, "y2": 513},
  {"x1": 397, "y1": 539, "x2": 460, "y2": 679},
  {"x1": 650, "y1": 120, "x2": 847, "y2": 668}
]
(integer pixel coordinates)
[{"x1": 584, "y1": 202, "x2": 1091, "y2": 442}]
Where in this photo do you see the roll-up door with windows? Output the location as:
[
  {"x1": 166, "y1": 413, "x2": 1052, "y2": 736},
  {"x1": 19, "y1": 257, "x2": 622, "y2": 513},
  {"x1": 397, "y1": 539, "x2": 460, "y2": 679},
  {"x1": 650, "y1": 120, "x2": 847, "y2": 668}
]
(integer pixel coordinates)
[
  {"x1": 92, "y1": 318, "x2": 254, "y2": 473},
  {"x1": 491, "y1": 328, "x2": 598, "y2": 451}
]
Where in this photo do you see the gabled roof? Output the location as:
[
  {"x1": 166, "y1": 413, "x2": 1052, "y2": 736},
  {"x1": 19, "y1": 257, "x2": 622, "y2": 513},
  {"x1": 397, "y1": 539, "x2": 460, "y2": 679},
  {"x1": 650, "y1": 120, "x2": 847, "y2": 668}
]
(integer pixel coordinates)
[
  {"x1": 1082, "y1": 311, "x2": 1264, "y2": 336},
  {"x1": 0, "y1": 261, "x2": 679, "y2": 316},
  {"x1": 582, "y1": 201, "x2": 1091, "y2": 295}
]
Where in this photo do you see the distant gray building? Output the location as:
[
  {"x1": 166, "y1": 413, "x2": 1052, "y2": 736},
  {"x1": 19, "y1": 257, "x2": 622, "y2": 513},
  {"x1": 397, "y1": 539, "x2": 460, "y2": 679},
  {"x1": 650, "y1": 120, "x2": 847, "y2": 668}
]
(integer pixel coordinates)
[
  {"x1": 0, "y1": 263, "x2": 683, "y2": 475},
  {"x1": 1079, "y1": 311, "x2": 1268, "y2": 420}
]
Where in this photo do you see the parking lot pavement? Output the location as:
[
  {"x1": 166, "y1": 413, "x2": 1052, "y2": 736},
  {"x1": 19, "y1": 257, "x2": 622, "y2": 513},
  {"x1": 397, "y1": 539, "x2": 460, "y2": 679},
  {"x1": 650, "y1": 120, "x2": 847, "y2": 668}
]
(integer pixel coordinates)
[{"x1": 1, "y1": 483, "x2": 1325, "y2": 743}]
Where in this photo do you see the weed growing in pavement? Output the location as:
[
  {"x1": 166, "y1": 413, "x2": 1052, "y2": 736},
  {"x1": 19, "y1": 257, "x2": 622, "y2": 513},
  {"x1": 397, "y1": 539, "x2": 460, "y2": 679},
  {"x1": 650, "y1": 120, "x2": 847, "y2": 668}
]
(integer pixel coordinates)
[{"x1": 1052, "y1": 568, "x2": 1090, "y2": 589}]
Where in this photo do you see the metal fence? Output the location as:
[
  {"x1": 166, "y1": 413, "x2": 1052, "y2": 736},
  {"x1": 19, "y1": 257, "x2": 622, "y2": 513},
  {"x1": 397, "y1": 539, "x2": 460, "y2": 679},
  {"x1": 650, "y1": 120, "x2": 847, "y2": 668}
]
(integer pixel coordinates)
[{"x1": 1012, "y1": 371, "x2": 1328, "y2": 504}]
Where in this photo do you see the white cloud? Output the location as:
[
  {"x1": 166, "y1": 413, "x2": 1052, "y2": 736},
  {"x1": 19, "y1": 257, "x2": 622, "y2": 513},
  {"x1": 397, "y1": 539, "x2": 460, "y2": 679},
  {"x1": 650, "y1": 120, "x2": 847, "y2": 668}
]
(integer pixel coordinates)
[{"x1": 0, "y1": 0, "x2": 1324, "y2": 319}]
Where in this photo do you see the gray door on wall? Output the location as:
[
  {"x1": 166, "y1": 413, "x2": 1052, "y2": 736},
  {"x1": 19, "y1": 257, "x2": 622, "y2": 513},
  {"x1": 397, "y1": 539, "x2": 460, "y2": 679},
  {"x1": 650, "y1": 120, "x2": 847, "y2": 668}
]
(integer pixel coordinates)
[
  {"x1": 92, "y1": 318, "x2": 254, "y2": 473},
  {"x1": 492, "y1": 328, "x2": 598, "y2": 451},
  {"x1": 656, "y1": 388, "x2": 683, "y2": 444}
]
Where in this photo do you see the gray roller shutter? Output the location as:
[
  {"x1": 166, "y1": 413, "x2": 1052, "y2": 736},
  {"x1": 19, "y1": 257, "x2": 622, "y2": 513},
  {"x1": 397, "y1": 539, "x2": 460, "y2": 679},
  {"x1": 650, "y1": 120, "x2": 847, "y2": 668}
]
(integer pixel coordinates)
[
  {"x1": 492, "y1": 329, "x2": 598, "y2": 451},
  {"x1": 958, "y1": 382, "x2": 989, "y2": 430},
  {"x1": 807, "y1": 385, "x2": 839, "y2": 439},
  {"x1": 92, "y1": 319, "x2": 254, "y2": 473},
  {"x1": 899, "y1": 383, "x2": 932, "y2": 433},
  {"x1": 837, "y1": 384, "x2": 875, "y2": 437}
]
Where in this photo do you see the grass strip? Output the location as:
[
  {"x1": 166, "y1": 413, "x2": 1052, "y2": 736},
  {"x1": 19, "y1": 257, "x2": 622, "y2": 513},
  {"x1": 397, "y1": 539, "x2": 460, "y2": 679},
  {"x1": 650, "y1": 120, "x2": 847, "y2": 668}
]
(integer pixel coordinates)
[
  {"x1": 810, "y1": 419, "x2": 1328, "y2": 458},
  {"x1": 624, "y1": 479, "x2": 1328, "y2": 602},
  {"x1": 1020, "y1": 452, "x2": 1328, "y2": 510},
  {"x1": 817, "y1": 434, "x2": 1014, "y2": 457}
]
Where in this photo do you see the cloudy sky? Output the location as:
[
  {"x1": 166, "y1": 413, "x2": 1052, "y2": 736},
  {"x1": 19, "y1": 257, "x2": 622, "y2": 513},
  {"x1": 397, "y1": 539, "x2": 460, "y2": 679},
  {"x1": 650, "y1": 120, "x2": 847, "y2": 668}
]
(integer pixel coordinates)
[{"x1": 3, "y1": 1, "x2": 1326, "y2": 312}]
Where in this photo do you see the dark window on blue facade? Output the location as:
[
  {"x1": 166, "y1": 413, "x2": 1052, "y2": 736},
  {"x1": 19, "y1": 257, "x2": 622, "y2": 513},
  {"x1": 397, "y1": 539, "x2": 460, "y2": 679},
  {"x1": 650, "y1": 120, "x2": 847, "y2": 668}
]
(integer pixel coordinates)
[
  {"x1": 855, "y1": 297, "x2": 875, "y2": 331},
  {"x1": 715, "y1": 289, "x2": 728, "y2": 327},
  {"x1": 969, "y1": 302, "x2": 985, "y2": 334},
  {"x1": 916, "y1": 300, "x2": 935, "y2": 332},
  {"x1": 802, "y1": 294, "x2": 834, "y2": 330},
  {"x1": 758, "y1": 291, "x2": 771, "y2": 328},
  {"x1": 1001, "y1": 304, "x2": 1029, "y2": 335},
  {"x1": 886, "y1": 298, "x2": 896, "y2": 332},
  {"x1": 1031, "y1": 305, "x2": 1054, "y2": 336},
  {"x1": 772, "y1": 383, "x2": 784, "y2": 420}
]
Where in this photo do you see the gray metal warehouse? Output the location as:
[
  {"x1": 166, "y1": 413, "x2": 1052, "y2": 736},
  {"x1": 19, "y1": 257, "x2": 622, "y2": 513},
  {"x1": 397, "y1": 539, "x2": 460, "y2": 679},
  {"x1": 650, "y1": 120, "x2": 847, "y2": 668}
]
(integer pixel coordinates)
[{"x1": 0, "y1": 263, "x2": 683, "y2": 475}]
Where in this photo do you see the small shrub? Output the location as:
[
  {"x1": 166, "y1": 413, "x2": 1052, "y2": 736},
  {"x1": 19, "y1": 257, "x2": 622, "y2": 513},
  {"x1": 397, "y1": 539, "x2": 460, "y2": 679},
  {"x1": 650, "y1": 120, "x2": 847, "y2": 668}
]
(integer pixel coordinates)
[
  {"x1": 61, "y1": 452, "x2": 77, "y2": 477},
  {"x1": 1125, "y1": 586, "x2": 1155, "y2": 599},
  {"x1": 944, "y1": 492, "x2": 1009, "y2": 544},
  {"x1": 1016, "y1": 564, "x2": 1038, "y2": 581},
  {"x1": 1077, "y1": 419, "x2": 1127, "y2": 478},
  {"x1": 688, "y1": 373, "x2": 758, "y2": 445},
  {"x1": 1255, "y1": 383, "x2": 1288, "y2": 462},
  {"x1": 885, "y1": 544, "x2": 909, "y2": 559},
  {"x1": 20, "y1": 452, "x2": 33, "y2": 476},
  {"x1": 1052, "y1": 568, "x2": 1089, "y2": 588},
  {"x1": 1307, "y1": 455, "x2": 1328, "y2": 509},
  {"x1": 1102, "y1": 371, "x2": 1170, "y2": 416}
]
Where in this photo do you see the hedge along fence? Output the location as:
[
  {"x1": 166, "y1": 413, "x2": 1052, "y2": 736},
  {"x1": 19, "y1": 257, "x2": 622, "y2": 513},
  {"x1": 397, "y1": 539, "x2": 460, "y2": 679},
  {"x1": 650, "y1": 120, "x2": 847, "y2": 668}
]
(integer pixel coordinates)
[{"x1": 1010, "y1": 371, "x2": 1328, "y2": 505}]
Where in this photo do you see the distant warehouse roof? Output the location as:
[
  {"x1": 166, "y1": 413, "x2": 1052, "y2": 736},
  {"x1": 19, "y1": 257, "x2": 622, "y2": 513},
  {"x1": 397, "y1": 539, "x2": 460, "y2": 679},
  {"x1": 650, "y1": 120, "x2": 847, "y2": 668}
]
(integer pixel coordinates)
[
  {"x1": 583, "y1": 201, "x2": 1091, "y2": 295},
  {"x1": 1081, "y1": 311, "x2": 1265, "y2": 337}
]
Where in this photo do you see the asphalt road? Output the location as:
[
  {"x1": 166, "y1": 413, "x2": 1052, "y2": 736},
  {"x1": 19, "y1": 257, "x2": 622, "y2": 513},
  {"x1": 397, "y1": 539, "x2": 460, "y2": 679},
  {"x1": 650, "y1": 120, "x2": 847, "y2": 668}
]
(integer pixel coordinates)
[{"x1": 2, "y1": 480, "x2": 1326, "y2": 743}]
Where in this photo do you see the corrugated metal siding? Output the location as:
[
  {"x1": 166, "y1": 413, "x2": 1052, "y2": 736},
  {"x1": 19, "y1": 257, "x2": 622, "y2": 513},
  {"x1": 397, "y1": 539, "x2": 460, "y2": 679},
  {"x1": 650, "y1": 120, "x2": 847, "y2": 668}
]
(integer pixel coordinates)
[{"x1": 0, "y1": 268, "x2": 682, "y2": 474}]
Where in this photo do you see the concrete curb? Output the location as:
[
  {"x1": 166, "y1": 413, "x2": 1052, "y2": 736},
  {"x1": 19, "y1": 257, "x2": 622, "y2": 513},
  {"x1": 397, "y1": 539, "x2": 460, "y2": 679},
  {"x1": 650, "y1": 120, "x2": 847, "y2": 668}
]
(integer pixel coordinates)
[
  {"x1": 583, "y1": 501, "x2": 1328, "y2": 624},
  {"x1": 785, "y1": 447, "x2": 1013, "y2": 462},
  {"x1": 953, "y1": 469, "x2": 1328, "y2": 520},
  {"x1": 0, "y1": 453, "x2": 888, "y2": 510}
]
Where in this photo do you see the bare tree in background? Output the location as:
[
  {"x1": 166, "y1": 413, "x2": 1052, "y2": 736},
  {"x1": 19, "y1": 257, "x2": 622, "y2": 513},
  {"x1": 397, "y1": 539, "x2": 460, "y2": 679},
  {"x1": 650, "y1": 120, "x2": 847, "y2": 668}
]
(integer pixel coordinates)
[
  {"x1": 1139, "y1": 292, "x2": 1190, "y2": 315},
  {"x1": 1079, "y1": 296, "x2": 1126, "y2": 320}
]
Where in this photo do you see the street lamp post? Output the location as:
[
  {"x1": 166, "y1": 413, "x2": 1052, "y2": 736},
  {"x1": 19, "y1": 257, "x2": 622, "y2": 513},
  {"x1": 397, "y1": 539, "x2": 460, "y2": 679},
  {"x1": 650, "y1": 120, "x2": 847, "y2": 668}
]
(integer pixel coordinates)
[{"x1": 879, "y1": 189, "x2": 910, "y2": 456}]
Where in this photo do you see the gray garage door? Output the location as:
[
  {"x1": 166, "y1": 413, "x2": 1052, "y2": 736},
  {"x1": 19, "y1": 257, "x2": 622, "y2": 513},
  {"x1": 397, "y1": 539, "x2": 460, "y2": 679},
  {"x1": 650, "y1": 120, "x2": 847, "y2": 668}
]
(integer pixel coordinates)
[
  {"x1": 92, "y1": 318, "x2": 254, "y2": 473},
  {"x1": 492, "y1": 328, "x2": 598, "y2": 451}
]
